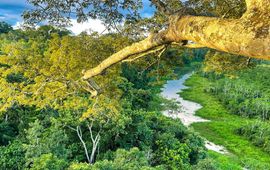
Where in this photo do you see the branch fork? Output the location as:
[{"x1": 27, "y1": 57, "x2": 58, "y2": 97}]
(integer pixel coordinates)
[{"x1": 82, "y1": 0, "x2": 270, "y2": 97}]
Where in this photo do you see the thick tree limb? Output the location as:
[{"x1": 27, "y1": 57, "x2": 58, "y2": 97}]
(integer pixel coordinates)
[
  {"x1": 184, "y1": 44, "x2": 206, "y2": 49},
  {"x1": 167, "y1": 15, "x2": 269, "y2": 59},
  {"x1": 83, "y1": 0, "x2": 270, "y2": 82},
  {"x1": 245, "y1": 0, "x2": 270, "y2": 11},
  {"x1": 82, "y1": 31, "x2": 171, "y2": 80}
]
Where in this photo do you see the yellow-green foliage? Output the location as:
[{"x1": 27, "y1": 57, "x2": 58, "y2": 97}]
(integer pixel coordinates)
[
  {"x1": 0, "y1": 32, "x2": 130, "y2": 120},
  {"x1": 203, "y1": 51, "x2": 251, "y2": 74}
]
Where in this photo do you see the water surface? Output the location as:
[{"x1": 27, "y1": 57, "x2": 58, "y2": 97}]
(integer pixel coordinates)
[{"x1": 161, "y1": 73, "x2": 228, "y2": 154}]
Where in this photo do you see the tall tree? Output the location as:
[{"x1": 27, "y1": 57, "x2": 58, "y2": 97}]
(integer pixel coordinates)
[
  {"x1": 0, "y1": 22, "x2": 13, "y2": 34},
  {"x1": 24, "y1": 0, "x2": 270, "y2": 96}
]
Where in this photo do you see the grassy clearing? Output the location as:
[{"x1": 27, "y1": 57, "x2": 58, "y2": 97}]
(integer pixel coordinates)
[{"x1": 180, "y1": 74, "x2": 270, "y2": 170}]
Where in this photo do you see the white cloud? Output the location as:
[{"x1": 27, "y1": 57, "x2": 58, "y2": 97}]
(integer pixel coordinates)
[
  {"x1": 12, "y1": 19, "x2": 107, "y2": 35},
  {"x1": 13, "y1": 21, "x2": 23, "y2": 29},
  {"x1": 67, "y1": 19, "x2": 107, "y2": 35},
  {"x1": 12, "y1": 21, "x2": 40, "y2": 30}
]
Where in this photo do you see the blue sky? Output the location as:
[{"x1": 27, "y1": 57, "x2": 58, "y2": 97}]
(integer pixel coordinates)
[
  {"x1": 0, "y1": 0, "x2": 155, "y2": 26},
  {"x1": 0, "y1": 0, "x2": 155, "y2": 34},
  {"x1": 0, "y1": 0, "x2": 31, "y2": 25}
]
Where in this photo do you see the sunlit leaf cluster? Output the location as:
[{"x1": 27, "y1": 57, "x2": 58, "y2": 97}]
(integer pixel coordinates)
[{"x1": 0, "y1": 28, "x2": 130, "y2": 118}]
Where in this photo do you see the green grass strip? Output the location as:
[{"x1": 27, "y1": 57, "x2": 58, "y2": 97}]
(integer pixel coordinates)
[{"x1": 180, "y1": 74, "x2": 270, "y2": 170}]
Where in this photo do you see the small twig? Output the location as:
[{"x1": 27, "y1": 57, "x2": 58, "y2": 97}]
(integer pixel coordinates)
[
  {"x1": 139, "y1": 59, "x2": 158, "y2": 76},
  {"x1": 122, "y1": 45, "x2": 166, "y2": 62},
  {"x1": 82, "y1": 78, "x2": 101, "y2": 97},
  {"x1": 157, "y1": 46, "x2": 167, "y2": 80},
  {"x1": 150, "y1": 0, "x2": 173, "y2": 15},
  {"x1": 222, "y1": 5, "x2": 239, "y2": 18},
  {"x1": 66, "y1": 125, "x2": 77, "y2": 131},
  {"x1": 246, "y1": 57, "x2": 251, "y2": 66},
  {"x1": 171, "y1": 42, "x2": 205, "y2": 49}
]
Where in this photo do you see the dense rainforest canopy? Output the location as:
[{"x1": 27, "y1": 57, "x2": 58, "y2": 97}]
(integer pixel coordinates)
[
  {"x1": 22, "y1": 0, "x2": 270, "y2": 96},
  {"x1": 0, "y1": 0, "x2": 269, "y2": 169}
]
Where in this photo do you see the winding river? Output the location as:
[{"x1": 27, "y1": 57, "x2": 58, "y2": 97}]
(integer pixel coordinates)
[{"x1": 161, "y1": 73, "x2": 228, "y2": 154}]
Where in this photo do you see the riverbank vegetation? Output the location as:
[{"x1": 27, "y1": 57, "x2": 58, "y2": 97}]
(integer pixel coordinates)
[
  {"x1": 181, "y1": 64, "x2": 270, "y2": 169},
  {"x1": 205, "y1": 64, "x2": 270, "y2": 156}
]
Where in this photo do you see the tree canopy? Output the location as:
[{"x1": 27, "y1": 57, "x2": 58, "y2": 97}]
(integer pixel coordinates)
[
  {"x1": 22, "y1": 0, "x2": 270, "y2": 96},
  {"x1": 0, "y1": 0, "x2": 269, "y2": 169}
]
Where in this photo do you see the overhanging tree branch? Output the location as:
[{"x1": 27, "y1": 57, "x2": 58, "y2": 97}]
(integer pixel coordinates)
[
  {"x1": 82, "y1": 0, "x2": 270, "y2": 96},
  {"x1": 82, "y1": 31, "x2": 171, "y2": 80}
]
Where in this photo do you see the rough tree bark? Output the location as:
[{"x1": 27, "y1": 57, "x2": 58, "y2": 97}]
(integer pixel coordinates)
[{"x1": 83, "y1": 0, "x2": 270, "y2": 83}]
